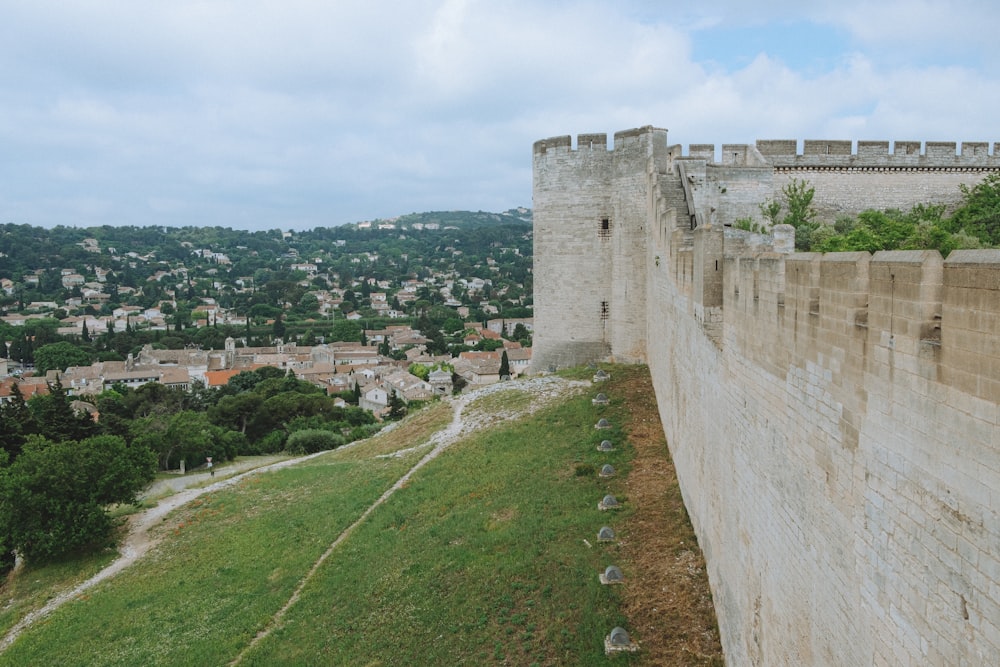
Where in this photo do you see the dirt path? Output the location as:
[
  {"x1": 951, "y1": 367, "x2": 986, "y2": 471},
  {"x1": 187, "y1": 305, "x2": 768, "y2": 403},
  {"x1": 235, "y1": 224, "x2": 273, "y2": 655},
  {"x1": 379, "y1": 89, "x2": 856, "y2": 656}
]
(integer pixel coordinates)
[
  {"x1": 0, "y1": 453, "x2": 327, "y2": 652},
  {"x1": 227, "y1": 394, "x2": 470, "y2": 665},
  {"x1": 0, "y1": 376, "x2": 583, "y2": 654},
  {"x1": 139, "y1": 455, "x2": 290, "y2": 500},
  {"x1": 230, "y1": 375, "x2": 584, "y2": 664},
  {"x1": 615, "y1": 367, "x2": 724, "y2": 665}
]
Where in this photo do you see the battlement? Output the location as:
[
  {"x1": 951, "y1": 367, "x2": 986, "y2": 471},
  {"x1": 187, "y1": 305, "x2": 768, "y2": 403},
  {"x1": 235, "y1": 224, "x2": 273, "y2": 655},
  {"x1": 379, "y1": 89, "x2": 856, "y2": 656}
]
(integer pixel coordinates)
[
  {"x1": 533, "y1": 124, "x2": 1000, "y2": 666},
  {"x1": 723, "y1": 245, "x2": 1000, "y2": 400},
  {"x1": 674, "y1": 140, "x2": 1000, "y2": 170},
  {"x1": 533, "y1": 126, "x2": 667, "y2": 156}
]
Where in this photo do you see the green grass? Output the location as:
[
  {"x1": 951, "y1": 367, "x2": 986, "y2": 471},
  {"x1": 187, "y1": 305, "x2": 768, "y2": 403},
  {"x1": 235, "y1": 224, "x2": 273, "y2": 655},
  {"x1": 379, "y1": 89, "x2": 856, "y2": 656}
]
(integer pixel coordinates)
[
  {"x1": 0, "y1": 549, "x2": 119, "y2": 639},
  {"x1": 244, "y1": 388, "x2": 635, "y2": 666},
  {"x1": 338, "y1": 399, "x2": 455, "y2": 461},
  {"x1": 465, "y1": 387, "x2": 534, "y2": 416},
  {"x1": 0, "y1": 375, "x2": 641, "y2": 666},
  {"x1": 0, "y1": 453, "x2": 418, "y2": 666}
]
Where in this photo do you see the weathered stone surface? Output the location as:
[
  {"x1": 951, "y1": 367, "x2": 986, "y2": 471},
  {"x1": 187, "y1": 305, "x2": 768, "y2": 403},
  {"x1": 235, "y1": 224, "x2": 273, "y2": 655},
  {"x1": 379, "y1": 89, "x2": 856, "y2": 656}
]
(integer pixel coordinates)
[{"x1": 534, "y1": 126, "x2": 1000, "y2": 666}]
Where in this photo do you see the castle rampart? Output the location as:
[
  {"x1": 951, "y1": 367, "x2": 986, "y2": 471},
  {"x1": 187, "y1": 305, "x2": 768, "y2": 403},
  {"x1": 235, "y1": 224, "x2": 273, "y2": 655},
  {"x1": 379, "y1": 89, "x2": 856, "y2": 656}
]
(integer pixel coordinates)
[
  {"x1": 667, "y1": 137, "x2": 1000, "y2": 229},
  {"x1": 532, "y1": 126, "x2": 1000, "y2": 665}
]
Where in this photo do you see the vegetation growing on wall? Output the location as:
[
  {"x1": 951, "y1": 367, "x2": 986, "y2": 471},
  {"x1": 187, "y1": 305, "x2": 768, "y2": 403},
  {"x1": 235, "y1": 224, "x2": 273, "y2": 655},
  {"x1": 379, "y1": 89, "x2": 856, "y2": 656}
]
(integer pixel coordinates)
[{"x1": 762, "y1": 177, "x2": 1000, "y2": 255}]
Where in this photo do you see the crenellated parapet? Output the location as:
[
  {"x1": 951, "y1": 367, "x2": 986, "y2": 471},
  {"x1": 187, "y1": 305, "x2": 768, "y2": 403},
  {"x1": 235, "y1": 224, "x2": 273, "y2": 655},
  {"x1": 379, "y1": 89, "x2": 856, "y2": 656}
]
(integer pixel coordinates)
[
  {"x1": 673, "y1": 140, "x2": 1000, "y2": 171},
  {"x1": 532, "y1": 124, "x2": 1000, "y2": 666},
  {"x1": 533, "y1": 126, "x2": 670, "y2": 157},
  {"x1": 762, "y1": 139, "x2": 1000, "y2": 171},
  {"x1": 667, "y1": 138, "x2": 1000, "y2": 226},
  {"x1": 716, "y1": 243, "x2": 1000, "y2": 402}
]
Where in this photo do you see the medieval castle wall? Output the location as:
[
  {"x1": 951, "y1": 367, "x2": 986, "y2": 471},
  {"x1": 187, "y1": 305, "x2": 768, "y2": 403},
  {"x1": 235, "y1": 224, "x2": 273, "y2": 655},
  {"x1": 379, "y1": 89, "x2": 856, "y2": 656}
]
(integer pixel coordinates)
[{"x1": 533, "y1": 127, "x2": 1000, "y2": 665}]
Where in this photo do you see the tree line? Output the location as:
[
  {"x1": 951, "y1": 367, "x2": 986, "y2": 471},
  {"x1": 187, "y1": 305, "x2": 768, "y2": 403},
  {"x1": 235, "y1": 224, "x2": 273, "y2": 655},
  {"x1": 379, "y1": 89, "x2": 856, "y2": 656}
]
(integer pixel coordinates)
[{"x1": 0, "y1": 367, "x2": 381, "y2": 568}]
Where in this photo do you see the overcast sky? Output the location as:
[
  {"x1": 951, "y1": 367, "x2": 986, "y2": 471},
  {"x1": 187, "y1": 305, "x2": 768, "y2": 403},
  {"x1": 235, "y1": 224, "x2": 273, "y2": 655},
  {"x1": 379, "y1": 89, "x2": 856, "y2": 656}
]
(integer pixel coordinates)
[{"x1": 2, "y1": 0, "x2": 999, "y2": 231}]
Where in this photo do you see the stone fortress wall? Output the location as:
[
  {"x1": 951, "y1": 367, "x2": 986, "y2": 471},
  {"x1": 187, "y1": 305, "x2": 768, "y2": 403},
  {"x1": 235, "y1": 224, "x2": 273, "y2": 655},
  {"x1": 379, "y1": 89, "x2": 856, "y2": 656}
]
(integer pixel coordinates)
[{"x1": 532, "y1": 127, "x2": 1000, "y2": 665}]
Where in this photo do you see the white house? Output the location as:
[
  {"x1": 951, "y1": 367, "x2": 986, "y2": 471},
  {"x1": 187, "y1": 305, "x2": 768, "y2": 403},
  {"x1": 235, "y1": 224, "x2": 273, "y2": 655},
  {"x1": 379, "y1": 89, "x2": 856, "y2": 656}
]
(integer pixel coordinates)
[{"x1": 359, "y1": 385, "x2": 388, "y2": 415}]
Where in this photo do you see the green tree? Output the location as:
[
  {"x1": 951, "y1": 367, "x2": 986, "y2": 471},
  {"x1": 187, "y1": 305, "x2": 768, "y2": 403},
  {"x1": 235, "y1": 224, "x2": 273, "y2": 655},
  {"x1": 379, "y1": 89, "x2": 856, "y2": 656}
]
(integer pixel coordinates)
[
  {"x1": 249, "y1": 303, "x2": 282, "y2": 322},
  {"x1": 33, "y1": 341, "x2": 92, "y2": 375},
  {"x1": 512, "y1": 323, "x2": 531, "y2": 346},
  {"x1": 759, "y1": 199, "x2": 782, "y2": 227},
  {"x1": 0, "y1": 402, "x2": 25, "y2": 460},
  {"x1": 0, "y1": 398, "x2": 27, "y2": 460},
  {"x1": 499, "y1": 350, "x2": 510, "y2": 378},
  {"x1": 29, "y1": 376, "x2": 98, "y2": 443},
  {"x1": 122, "y1": 382, "x2": 187, "y2": 419},
  {"x1": 295, "y1": 292, "x2": 320, "y2": 317},
  {"x1": 208, "y1": 393, "x2": 265, "y2": 434},
  {"x1": 172, "y1": 306, "x2": 192, "y2": 332},
  {"x1": 272, "y1": 312, "x2": 286, "y2": 340},
  {"x1": 782, "y1": 179, "x2": 816, "y2": 227},
  {"x1": 811, "y1": 203, "x2": 982, "y2": 256},
  {"x1": 949, "y1": 173, "x2": 1000, "y2": 245},
  {"x1": 94, "y1": 389, "x2": 131, "y2": 439},
  {"x1": 0, "y1": 434, "x2": 156, "y2": 563},
  {"x1": 780, "y1": 179, "x2": 818, "y2": 250},
  {"x1": 387, "y1": 391, "x2": 407, "y2": 420},
  {"x1": 331, "y1": 319, "x2": 362, "y2": 343},
  {"x1": 131, "y1": 411, "x2": 237, "y2": 470},
  {"x1": 425, "y1": 328, "x2": 448, "y2": 355},
  {"x1": 8, "y1": 334, "x2": 33, "y2": 364}
]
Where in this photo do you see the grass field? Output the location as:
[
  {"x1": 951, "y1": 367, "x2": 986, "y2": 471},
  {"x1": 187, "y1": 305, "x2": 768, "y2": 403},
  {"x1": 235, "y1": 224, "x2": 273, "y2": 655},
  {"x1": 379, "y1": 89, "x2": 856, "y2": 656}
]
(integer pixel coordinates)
[{"x1": 0, "y1": 366, "x2": 721, "y2": 666}]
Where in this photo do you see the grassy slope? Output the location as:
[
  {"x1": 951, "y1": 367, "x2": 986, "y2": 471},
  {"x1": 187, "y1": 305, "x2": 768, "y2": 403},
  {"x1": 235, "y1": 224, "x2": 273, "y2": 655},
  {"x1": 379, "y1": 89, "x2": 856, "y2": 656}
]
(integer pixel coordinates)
[
  {"x1": 0, "y1": 367, "x2": 720, "y2": 666},
  {"x1": 244, "y1": 380, "x2": 630, "y2": 666}
]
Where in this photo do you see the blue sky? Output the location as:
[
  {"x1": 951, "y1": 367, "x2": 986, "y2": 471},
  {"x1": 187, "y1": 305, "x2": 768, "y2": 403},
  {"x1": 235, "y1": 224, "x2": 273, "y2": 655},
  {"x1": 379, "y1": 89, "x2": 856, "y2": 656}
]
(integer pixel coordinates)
[{"x1": 2, "y1": 0, "x2": 999, "y2": 231}]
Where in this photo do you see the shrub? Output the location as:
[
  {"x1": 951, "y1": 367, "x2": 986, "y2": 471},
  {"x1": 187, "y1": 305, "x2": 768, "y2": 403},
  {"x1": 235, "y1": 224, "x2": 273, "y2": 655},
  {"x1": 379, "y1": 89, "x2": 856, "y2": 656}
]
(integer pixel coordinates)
[
  {"x1": 285, "y1": 429, "x2": 345, "y2": 455},
  {"x1": 256, "y1": 430, "x2": 288, "y2": 454}
]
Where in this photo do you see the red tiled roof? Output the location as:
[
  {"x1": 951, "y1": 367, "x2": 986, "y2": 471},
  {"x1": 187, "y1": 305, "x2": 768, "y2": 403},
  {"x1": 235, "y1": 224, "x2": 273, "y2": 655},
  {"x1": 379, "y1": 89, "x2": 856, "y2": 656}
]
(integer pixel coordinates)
[{"x1": 204, "y1": 369, "x2": 242, "y2": 387}]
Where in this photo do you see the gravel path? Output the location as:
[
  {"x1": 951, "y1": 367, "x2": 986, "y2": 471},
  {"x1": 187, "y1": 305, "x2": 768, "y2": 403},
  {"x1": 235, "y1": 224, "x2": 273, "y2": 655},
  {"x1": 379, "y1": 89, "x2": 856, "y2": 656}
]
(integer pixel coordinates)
[
  {"x1": 139, "y1": 455, "x2": 290, "y2": 500},
  {"x1": 0, "y1": 451, "x2": 329, "y2": 652}
]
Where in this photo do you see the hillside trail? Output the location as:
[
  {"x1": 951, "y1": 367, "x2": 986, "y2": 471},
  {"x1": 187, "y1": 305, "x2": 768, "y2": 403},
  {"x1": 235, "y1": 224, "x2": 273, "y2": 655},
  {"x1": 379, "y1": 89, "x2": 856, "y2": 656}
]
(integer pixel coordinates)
[
  {"x1": 229, "y1": 374, "x2": 584, "y2": 664},
  {"x1": 0, "y1": 451, "x2": 329, "y2": 652},
  {"x1": 0, "y1": 375, "x2": 583, "y2": 654}
]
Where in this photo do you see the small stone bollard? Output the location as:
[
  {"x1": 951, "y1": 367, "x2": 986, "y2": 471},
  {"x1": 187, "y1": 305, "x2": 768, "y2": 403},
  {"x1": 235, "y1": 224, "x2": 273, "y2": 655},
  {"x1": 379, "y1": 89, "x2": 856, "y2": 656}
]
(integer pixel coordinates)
[
  {"x1": 600, "y1": 565, "x2": 625, "y2": 585},
  {"x1": 605, "y1": 626, "x2": 638, "y2": 654},
  {"x1": 597, "y1": 440, "x2": 614, "y2": 452},
  {"x1": 595, "y1": 418, "x2": 611, "y2": 430},
  {"x1": 599, "y1": 494, "x2": 620, "y2": 511},
  {"x1": 599, "y1": 464, "x2": 616, "y2": 477},
  {"x1": 592, "y1": 392, "x2": 609, "y2": 406},
  {"x1": 597, "y1": 526, "x2": 615, "y2": 542}
]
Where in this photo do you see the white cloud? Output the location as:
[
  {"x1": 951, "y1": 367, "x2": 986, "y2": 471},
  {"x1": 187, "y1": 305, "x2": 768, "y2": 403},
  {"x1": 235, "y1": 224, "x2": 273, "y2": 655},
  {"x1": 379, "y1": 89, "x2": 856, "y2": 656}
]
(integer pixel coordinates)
[{"x1": 0, "y1": 0, "x2": 997, "y2": 229}]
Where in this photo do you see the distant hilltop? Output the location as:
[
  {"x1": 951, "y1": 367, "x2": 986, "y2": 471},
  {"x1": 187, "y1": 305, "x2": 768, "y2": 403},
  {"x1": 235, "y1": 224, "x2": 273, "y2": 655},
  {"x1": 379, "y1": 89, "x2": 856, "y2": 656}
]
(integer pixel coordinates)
[{"x1": 344, "y1": 208, "x2": 532, "y2": 232}]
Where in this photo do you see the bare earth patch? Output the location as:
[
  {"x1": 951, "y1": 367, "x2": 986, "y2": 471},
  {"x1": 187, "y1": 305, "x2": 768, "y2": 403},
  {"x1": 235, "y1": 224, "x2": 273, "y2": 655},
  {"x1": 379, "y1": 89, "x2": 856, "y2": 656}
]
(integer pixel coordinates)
[{"x1": 614, "y1": 366, "x2": 724, "y2": 666}]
